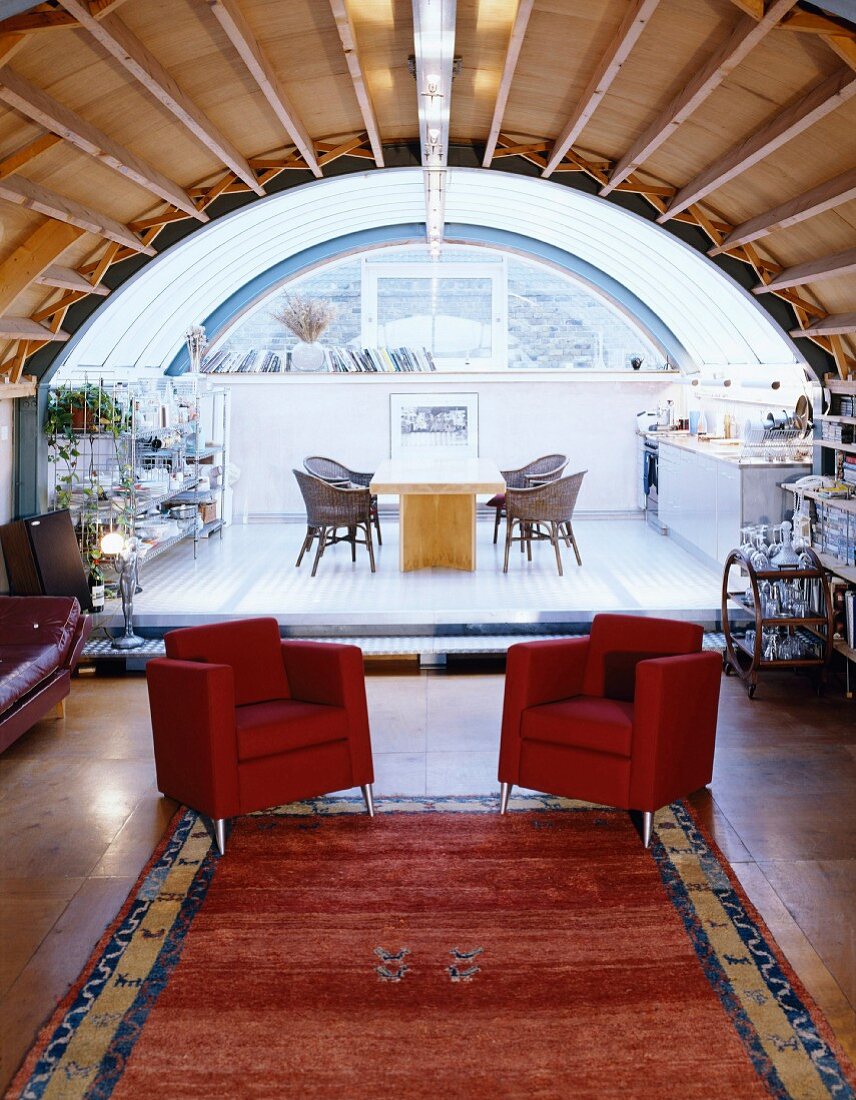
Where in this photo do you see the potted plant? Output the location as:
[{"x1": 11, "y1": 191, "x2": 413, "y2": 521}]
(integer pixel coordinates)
[{"x1": 271, "y1": 294, "x2": 337, "y2": 372}]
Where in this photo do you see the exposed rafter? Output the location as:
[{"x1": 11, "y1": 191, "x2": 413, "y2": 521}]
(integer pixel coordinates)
[
  {"x1": 482, "y1": 0, "x2": 534, "y2": 168},
  {"x1": 791, "y1": 312, "x2": 856, "y2": 337},
  {"x1": 0, "y1": 317, "x2": 69, "y2": 341},
  {"x1": 0, "y1": 174, "x2": 156, "y2": 254},
  {"x1": 0, "y1": 132, "x2": 61, "y2": 180},
  {"x1": 602, "y1": 0, "x2": 795, "y2": 194},
  {"x1": 328, "y1": 0, "x2": 384, "y2": 167},
  {"x1": 56, "y1": 0, "x2": 264, "y2": 194},
  {"x1": 726, "y1": 0, "x2": 763, "y2": 17},
  {"x1": 36, "y1": 265, "x2": 110, "y2": 295},
  {"x1": 0, "y1": 221, "x2": 84, "y2": 315},
  {"x1": 754, "y1": 247, "x2": 856, "y2": 293},
  {"x1": 0, "y1": 66, "x2": 205, "y2": 219},
  {"x1": 661, "y1": 67, "x2": 856, "y2": 221},
  {"x1": 544, "y1": 0, "x2": 661, "y2": 179},
  {"x1": 207, "y1": 0, "x2": 321, "y2": 177},
  {"x1": 711, "y1": 167, "x2": 856, "y2": 254}
]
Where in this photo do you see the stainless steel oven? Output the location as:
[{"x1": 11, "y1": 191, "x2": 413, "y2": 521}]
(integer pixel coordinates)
[{"x1": 643, "y1": 438, "x2": 659, "y2": 525}]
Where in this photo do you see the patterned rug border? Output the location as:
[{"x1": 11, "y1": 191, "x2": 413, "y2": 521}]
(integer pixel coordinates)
[{"x1": 7, "y1": 795, "x2": 856, "y2": 1100}]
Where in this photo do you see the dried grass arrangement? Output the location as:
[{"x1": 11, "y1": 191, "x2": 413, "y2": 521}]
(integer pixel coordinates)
[{"x1": 271, "y1": 295, "x2": 337, "y2": 344}]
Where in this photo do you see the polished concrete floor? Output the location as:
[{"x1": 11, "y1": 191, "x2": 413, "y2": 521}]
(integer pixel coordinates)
[
  {"x1": 1, "y1": 665, "x2": 854, "y2": 1091},
  {"x1": 114, "y1": 516, "x2": 724, "y2": 630}
]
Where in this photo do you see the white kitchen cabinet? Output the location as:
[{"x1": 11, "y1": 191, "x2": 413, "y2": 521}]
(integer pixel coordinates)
[
  {"x1": 656, "y1": 438, "x2": 809, "y2": 566},
  {"x1": 716, "y1": 463, "x2": 742, "y2": 562}
]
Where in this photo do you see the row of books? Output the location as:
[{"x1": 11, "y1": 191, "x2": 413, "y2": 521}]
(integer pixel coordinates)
[
  {"x1": 199, "y1": 347, "x2": 437, "y2": 375},
  {"x1": 821, "y1": 420, "x2": 854, "y2": 443},
  {"x1": 327, "y1": 347, "x2": 436, "y2": 373},
  {"x1": 845, "y1": 589, "x2": 856, "y2": 649},
  {"x1": 844, "y1": 455, "x2": 856, "y2": 488}
]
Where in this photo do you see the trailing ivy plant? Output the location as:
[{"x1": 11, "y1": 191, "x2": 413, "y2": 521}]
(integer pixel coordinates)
[{"x1": 44, "y1": 383, "x2": 132, "y2": 570}]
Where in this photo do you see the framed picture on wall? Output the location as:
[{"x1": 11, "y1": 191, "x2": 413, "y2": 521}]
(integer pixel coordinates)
[{"x1": 389, "y1": 392, "x2": 479, "y2": 459}]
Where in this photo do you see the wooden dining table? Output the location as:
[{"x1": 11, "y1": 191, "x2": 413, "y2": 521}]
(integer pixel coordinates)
[{"x1": 370, "y1": 457, "x2": 505, "y2": 572}]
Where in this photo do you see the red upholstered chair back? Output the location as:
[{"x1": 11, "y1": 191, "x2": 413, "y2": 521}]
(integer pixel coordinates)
[
  {"x1": 164, "y1": 618, "x2": 290, "y2": 706},
  {"x1": 582, "y1": 614, "x2": 704, "y2": 701}
]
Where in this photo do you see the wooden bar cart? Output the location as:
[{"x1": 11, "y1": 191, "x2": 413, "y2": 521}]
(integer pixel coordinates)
[{"x1": 722, "y1": 547, "x2": 833, "y2": 699}]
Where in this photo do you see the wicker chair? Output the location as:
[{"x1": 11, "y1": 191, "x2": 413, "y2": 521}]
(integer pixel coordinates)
[
  {"x1": 503, "y1": 471, "x2": 586, "y2": 576},
  {"x1": 488, "y1": 454, "x2": 568, "y2": 544},
  {"x1": 304, "y1": 456, "x2": 382, "y2": 545},
  {"x1": 293, "y1": 469, "x2": 376, "y2": 576}
]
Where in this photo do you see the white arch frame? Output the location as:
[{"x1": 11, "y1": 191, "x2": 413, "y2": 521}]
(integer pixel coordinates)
[{"x1": 55, "y1": 167, "x2": 803, "y2": 378}]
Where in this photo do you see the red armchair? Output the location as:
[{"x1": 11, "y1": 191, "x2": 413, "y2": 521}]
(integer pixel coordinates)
[
  {"x1": 146, "y1": 618, "x2": 374, "y2": 854},
  {"x1": 498, "y1": 614, "x2": 722, "y2": 846}
]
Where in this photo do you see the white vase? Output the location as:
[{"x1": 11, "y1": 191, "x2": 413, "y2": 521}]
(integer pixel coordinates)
[{"x1": 291, "y1": 341, "x2": 326, "y2": 372}]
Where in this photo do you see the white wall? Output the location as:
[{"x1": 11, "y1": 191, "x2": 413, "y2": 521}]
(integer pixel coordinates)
[{"x1": 224, "y1": 374, "x2": 680, "y2": 520}]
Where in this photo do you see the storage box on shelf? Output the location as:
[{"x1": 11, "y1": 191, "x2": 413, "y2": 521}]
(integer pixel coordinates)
[{"x1": 46, "y1": 379, "x2": 229, "y2": 592}]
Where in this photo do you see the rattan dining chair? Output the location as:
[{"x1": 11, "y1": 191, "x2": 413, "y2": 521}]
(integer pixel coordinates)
[
  {"x1": 304, "y1": 455, "x2": 382, "y2": 545},
  {"x1": 293, "y1": 469, "x2": 376, "y2": 577},
  {"x1": 488, "y1": 454, "x2": 568, "y2": 544},
  {"x1": 503, "y1": 471, "x2": 586, "y2": 576}
]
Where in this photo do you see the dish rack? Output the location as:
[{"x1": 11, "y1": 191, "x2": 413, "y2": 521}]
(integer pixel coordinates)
[{"x1": 739, "y1": 424, "x2": 811, "y2": 462}]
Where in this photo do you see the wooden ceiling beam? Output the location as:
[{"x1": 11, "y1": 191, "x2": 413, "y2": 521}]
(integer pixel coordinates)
[
  {"x1": 56, "y1": 0, "x2": 264, "y2": 194},
  {"x1": 0, "y1": 174, "x2": 156, "y2": 254},
  {"x1": 0, "y1": 132, "x2": 61, "y2": 180},
  {"x1": 778, "y1": 8, "x2": 856, "y2": 36},
  {"x1": 328, "y1": 0, "x2": 384, "y2": 167},
  {"x1": 661, "y1": 66, "x2": 856, "y2": 221},
  {"x1": 483, "y1": 0, "x2": 534, "y2": 167},
  {"x1": 0, "y1": 220, "x2": 84, "y2": 315},
  {"x1": 544, "y1": 0, "x2": 661, "y2": 178},
  {"x1": 711, "y1": 166, "x2": 856, "y2": 253},
  {"x1": 0, "y1": 67, "x2": 206, "y2": 219},
  {"x1": 208, "y1": 0, "x2": 320, "y2": 177},
  {"x1": 0, "y1": 10, "x2": 77, "y2": 34},
  {"x1": 0, "y1": 317, "x2": 69, "y2": 341},
  {"x1": 603, "y1": 0, "x2": 795, "y2": 194},
  {"x1": 754, "y1": 246, "x2": 856, "y2": 293},
  {"x1": 36, "y1": 265, "x2": 110, "y2": 294},
  {"x1": 791, "y1": 312, "x2": 856, "y2": 337},
  {"x1": 726, "y1": 0, "x2": 763, "y2": 17}
]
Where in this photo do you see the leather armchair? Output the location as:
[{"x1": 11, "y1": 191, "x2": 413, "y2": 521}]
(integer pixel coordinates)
[
  {"x1": 146, "y1": 618, "x2": 374, "y2": 853},
  {"x1": 498, "y1": 614, "x2": 721, "y2": 846}
]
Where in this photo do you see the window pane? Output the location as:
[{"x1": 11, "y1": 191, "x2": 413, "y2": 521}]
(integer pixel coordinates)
[{"x1": 376, "y1": 277, "x2": 493, "y2": 359}]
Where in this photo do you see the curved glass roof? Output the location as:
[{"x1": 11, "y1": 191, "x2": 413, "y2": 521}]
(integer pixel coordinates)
[{"x1": 54, "y1": 167, "x2": 804, "y2": 380}]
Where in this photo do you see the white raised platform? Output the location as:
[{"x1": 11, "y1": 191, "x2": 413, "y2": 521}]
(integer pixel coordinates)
[{"x1": 107, "y1": 515, "x2": 722, "y2": 633}]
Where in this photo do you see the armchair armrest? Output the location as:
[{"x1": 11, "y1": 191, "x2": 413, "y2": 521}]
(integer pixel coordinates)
[
  {"x1": 146, "y1": 657, "x2": 240, "y2": 819},
  {"x1": 499, "y1": 638, "x2": 590, "y2": 782},
  {"x1": 280, "y1": 641, "x2": 372, "y2": 781},
  {"x1": 64, "y1": 613, "x2": 93, "y2": 673},
  {"x1": 629, "y1": 652, "x2": 722, "y2": 811}
]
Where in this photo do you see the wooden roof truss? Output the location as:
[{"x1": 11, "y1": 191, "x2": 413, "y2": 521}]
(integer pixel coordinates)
[{"x1": 0, "y1": 0, "x2": 854, "y2": 383}]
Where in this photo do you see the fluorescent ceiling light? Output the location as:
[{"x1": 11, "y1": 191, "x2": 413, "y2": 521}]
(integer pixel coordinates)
[{"x1": 412, "y1": 0, "x2": 456, "y2": 246}]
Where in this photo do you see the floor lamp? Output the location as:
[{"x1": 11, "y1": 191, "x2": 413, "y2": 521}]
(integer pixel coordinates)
[{"x1": 100, "y1": 531, "x2": 144, "y2": 650}]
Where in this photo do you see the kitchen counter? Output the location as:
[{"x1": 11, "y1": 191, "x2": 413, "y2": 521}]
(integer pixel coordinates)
[{"x1": 641, "y1": 429, "x2": 811, "y2": 469}]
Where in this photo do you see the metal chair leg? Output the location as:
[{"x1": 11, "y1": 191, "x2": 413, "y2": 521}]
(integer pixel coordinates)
[
  {"x1": 361, "y1": 783, "x2": 375, "y2": 817},
  {"x1": 641, "y1": 811, "x2": 654, "y2": 848},
  {"x1": 374, "y1": 508, "x2": 382, "y2": 546},
  {"x1": 311, "y1": 526, "x2": 327, "y2": 577},
  {"x1": 296, "y1": 526, "x2": 314, "y2": 567},
  {"x1": 213, "y1": 817, "x2": 227, "y2": 855},
  {"x1": 366, "y1": 520, "x2": 376, "y2": 572},
  {"x1": 551, "y1": 522, "x2": 563, "y2": 576},
  {"x1": 499, "y1": 782, "x2": 512, "y2": 814},
  {"x1": 567, "y1": 521, "x2": 582, "y2": 565},
  {"x1": 350, "y1": 525, "x2": 357, "y2": 561},
  {"x1": 493, "y1": 507, "x2": 501, "y2": 544},
  {"x1": 503, "y1": 519, "x2": 514, "y2": 572}
]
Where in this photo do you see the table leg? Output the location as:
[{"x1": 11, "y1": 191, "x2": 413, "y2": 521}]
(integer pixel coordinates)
[{"x1": 399, "y1": 493, "x2": 476, "y2": 571}]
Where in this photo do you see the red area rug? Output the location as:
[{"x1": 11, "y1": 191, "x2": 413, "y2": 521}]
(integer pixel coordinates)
[{"x1": 8, "y1": 797, "x2": 855, "y2": 1099}]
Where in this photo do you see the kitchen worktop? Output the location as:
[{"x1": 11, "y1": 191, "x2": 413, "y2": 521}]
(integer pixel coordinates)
[{"x1": 640, "y1": 429, "x2": 811, "y2": 468}]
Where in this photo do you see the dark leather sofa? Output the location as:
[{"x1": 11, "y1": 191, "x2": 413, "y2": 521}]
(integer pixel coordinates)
[{"x1": 0, "y1": 596, "x2": 91, "y2": 753}]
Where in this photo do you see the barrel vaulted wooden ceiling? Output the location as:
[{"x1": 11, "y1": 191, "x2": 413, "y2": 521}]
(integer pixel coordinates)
[{"x1": 0, "y1": 0, "x2": 855, "y2": 388}]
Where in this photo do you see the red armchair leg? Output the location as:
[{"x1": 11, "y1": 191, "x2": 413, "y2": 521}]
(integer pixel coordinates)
[
  {"x1": 641, "y1": 811, "x2": 653, "y2": 848},
  {"x1": 214, "y1": 818, "x2": 227, "y2": 855},
  {"x1": 361, "y1": 784, "x2": 375, "y2": 817},
  {"x1": 500, "y1": 782, "x2": 512, "y2": 814}
]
